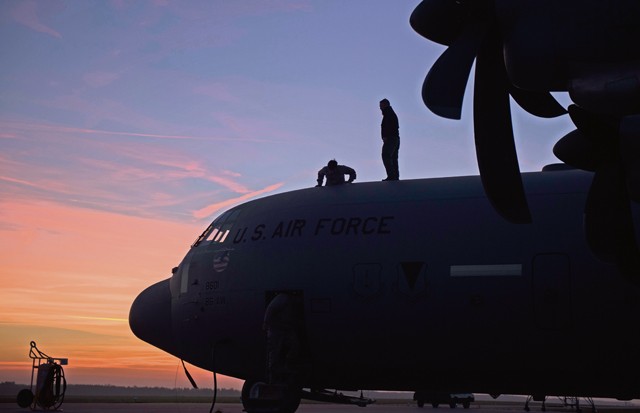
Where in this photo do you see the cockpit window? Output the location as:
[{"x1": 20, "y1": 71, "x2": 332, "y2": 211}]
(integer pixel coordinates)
[{"x1": 191, "y1": 208, "x2": 241, "y2": 248}]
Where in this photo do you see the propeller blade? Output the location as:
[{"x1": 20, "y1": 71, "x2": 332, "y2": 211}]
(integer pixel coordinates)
[
  {"x1": 509, "y1": 87, "x2": 567, "y2": 118},
  {"x1": 569, "y1": 107, "x2": 640, "y2": 278},
  {"x1": 585, "y1": 161, "x2": 640, "y2": 278},
  {"x1": 422, "y1": 21, "x2": 486, "y2": 119},
  {"x1": 473, "y1": 24, "x2": 531, "y2": 224},
  {"x1": 410, "y1": 0, "x2": 467, "y2": 46},
  {"x1": 568, "y1": 104, "x2": 617, "y2": 140},
  {"x1": 553, "y1": 129, "x2": 600, "y2": 172}
]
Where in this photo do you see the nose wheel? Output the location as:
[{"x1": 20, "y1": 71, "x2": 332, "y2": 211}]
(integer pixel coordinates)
[{"x1": 241, "y1": 380, "x2": 301, "y2": 413}]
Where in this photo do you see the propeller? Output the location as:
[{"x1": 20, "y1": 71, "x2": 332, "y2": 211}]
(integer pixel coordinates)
[
  {"x1": 410, "y1": 0, "x2": 566, "y2": 224},
  {"x1": 554, "y1": 105, "x2": 640, "y2": 278}
]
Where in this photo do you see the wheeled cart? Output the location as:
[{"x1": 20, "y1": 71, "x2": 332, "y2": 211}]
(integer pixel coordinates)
[{"x1": 16, "y1": 341, "x2": 68, "y2": 410}]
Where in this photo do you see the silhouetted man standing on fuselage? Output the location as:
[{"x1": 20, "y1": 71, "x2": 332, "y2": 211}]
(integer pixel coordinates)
[{"x1": 380, "y1": 98, "x2": 400, "y2": 181}]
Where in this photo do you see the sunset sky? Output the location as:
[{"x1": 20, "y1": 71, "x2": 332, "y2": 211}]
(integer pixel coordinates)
[{"x1": 0, "y1": 1, "x2": 575, "y2": 389}]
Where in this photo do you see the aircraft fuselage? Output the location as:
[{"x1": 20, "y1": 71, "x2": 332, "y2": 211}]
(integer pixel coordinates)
[{"x1": 130, "y1": 170, "x2": 640, "y2": 400}]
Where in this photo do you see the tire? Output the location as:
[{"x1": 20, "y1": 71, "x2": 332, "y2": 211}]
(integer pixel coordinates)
[
  {"x1": 17, "y1": 389, "x2": 33, "y2": 408},
  {"x1": 241, "y1": 380, "x2": 301, "y2": 413}
]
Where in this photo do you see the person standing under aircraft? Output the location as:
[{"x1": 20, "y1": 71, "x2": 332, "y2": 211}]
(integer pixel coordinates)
[
  {"x1": 263, "y1": 293, "x2": 302, "y2": 385},
  {"x1": 380, "y1": 98, "x2": 400, "y2": 181},
  {"x1": 316, "y1": 159, "x2": 356, "y2": 187}
]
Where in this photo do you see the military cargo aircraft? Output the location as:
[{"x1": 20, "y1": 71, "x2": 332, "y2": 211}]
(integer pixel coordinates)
[
  {"x1": 130, "y1": 1, "x2": 640, "y2": 411},
  {"x1": 130, "y1": 167, "x2": 640, "y2": 413}
]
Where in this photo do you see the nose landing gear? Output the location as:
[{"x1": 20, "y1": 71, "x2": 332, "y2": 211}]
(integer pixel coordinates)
[
  {"x1": 242, "y1": 292, "x2": 305, "y2": 413},
  {"x1": 241, "y1": 380, "x2": 302, "y2": 413}
]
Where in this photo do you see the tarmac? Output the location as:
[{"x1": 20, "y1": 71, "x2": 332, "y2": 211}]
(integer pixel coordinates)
[
  {"x1": 1, "y1": 402, "x2": 638, "y2": 413},
  {"x1": 0, "y1": 402, "x2": 519, "y2": 413},
  {"x1": 5, "y1": 400, "x2": 640, "y2": 413},
  {"x1": 0, "y1": 403, "x2": 492, "y2": 413}
]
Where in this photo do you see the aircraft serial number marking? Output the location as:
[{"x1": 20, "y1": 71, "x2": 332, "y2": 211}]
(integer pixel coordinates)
[
  {"x1": 204, "y1": 296, "x2": 226, "y2": 306},
  {"x1": 205, "y1": 280, "x2": 219, "y2": 290},
  {"x1": 232, "y1": 216, "x2": 394, "y2": 244}
]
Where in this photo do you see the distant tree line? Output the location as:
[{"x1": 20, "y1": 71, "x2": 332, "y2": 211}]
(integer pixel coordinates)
[{"x1": 0, "y1": 381, "x2": 240, "y2": 398}]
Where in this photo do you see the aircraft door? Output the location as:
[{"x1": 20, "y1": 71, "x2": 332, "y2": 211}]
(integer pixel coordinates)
[
  {"x1": 172, "y1": 247, "x2": 227, "y2": 330},
  {"x1": 174, "y1": 250, "x2": 203, "y2": 320},
  {"x1": 532, "y1": 254, "x2": 572, "y2": 330}
]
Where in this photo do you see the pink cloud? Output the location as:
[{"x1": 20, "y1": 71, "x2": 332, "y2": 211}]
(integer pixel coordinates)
[
  {"x1": 0, "y1": 156, "x2": 79, "y2": 197},
  {"x1": 110, "y1": 145, "x2": 255, "y2": 190},
  {"x1": 0, "y1": 119, "x2": 289, "y2": 223},
  {"x1": 10, "y1": 0, "x2": 62, "y2": 39},
  {"x1": 193, "y1": 182, "x2": 283, "y2": 219},
  {"x1": 1, "y1": 117, "x2": 276, "y2": 144},
  {"x1": 1, "y1": 135, "x2": 269, "y2": 226},
  {"x1": 0, "y1": 175, "x2": 45, "y2": 190},
  {"x1": 1, "y1": 120, "x2": 211, "y2": 142},
  {"x1": 206, "y1": 176, "x2": 251, "y2": 194},
  {"x1": 222, "y1": 169, "x2": 242, "y2": 178},
  {"x1": 104, "y1": 149, "x2": 254, "y2": 194}
]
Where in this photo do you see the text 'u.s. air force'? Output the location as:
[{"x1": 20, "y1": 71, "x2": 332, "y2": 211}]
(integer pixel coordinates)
[{"x1": 232, "y1": 216, "x2": 394, "y2": 244}]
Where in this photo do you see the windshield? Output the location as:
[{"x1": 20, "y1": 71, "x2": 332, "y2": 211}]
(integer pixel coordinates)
[{"x1": 191, "y1": 208, "x2": 241, "y2": 248}]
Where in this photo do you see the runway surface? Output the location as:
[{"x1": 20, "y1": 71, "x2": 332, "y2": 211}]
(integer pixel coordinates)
[
  {"x1": 0, "y1": 403, "x2": 483, "y2": 413},
  {"x1": 0, "y1": 403, "x2": 520, "y2": 413},
  {"x1": 1, "y1": 402, "x2": 637, "y2": 413}
]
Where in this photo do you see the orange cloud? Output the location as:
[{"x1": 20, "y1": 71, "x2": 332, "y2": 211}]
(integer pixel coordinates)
[
  {"x1": 0, "y1": 198, "x2": 243, "y2": 387},
  {"x1": 0, "y1": 323, "x2": 242, "y2": 389}
]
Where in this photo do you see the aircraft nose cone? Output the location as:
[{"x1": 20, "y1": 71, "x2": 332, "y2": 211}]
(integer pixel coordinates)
[{"x1": 129, "y1": 278, "x2": 176, "y2": 354}]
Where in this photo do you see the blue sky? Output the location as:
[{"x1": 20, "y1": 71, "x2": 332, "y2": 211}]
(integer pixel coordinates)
[
  {"x1": 0, "y1": 1, "x2": 578, "y2": 387},
  {"x1": 1, "y1": 0, "x2": 576, "y2": 225}
]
